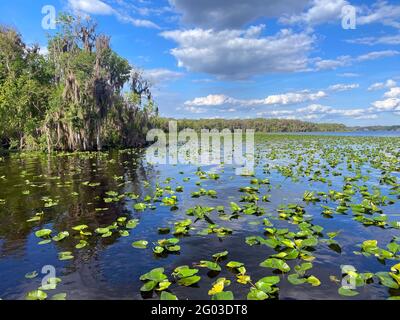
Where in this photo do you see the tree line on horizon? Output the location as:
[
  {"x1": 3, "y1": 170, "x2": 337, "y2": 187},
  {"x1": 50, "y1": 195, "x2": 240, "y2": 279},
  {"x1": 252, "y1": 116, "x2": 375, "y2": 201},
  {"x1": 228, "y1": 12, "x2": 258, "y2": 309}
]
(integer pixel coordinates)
[{"x1": 158, "y1": 118, "x2": 349, "y2": 133}]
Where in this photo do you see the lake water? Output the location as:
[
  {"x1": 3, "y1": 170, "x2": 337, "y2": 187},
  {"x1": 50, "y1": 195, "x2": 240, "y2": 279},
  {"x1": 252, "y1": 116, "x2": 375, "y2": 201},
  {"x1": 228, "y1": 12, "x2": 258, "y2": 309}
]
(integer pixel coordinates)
[{"x1": 0, "y1": 133, "x2": 399, "y2": 300}]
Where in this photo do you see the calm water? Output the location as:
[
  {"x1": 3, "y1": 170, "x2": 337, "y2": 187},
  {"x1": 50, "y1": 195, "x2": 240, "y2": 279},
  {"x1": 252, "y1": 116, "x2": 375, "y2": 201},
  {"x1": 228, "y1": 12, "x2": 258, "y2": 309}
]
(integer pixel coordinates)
[{"x1": 0, "y1": 133, "x2": 399, "y2": 300}]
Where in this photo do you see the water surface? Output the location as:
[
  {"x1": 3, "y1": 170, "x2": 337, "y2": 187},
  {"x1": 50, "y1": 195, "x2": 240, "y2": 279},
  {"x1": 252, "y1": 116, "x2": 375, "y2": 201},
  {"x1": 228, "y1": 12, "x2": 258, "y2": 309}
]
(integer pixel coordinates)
[{"x1": 0, "y1": 134, "x2": 399, "y2": 300}]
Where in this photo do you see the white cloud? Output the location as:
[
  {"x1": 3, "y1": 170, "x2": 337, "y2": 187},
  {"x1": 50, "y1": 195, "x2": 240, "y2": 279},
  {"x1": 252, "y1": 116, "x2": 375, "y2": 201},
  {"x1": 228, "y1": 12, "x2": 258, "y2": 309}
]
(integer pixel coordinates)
[
  {"x1": 357, "y1": 1, "x2": 400, "y2": 29},
  {"x1": 184, "y1": 95, "x2": 236, "y2": 107},
  {"x1": 253, "y1": 91, "x2": 326, "y2": 105},
  {"x1": 368, "y1": 79, "x2": 397, "y2": 91},
  {"x1": 114, "y1": 12, "x2": 160, "y2": 29},
  {"x1": 347, "y1": 34, "x2": 400, "y2": 45},
  {"x1": 161, "y1": 27, "x2": 315, "y2": 79},
  {"x1": 258, "y1": 103, "x2": 377, "y2": 120},
  {"x1": 356, "y1": 50, "x2": 399, "y2": 61},
  {"x1": 297, "y1": 104, "x2": 331, "y2": 113},
  {"x1": 68, "y1": 0, "x2": 114, "y2": 15},
  {"x1": 384, "y1": 86, "x2": 400, "y2": 98},
  {"x1": 297, "y1": 104, "x2": 375, "y2": 118},
  {"x1": 314, "y1": 50, "x2": 400, "y2": 70},
  {"x1": 328, "y1": 83, "x2": 359, "y2": 91},
  {"x1": 372, "y1": 98, "x2": 400, "y2": 110},
  {"x1": 338, "y1": 72, "x2": 360, "y2": 77},
  {"x1": 314, "y1": 55, "x2": 352, "y2": 70},
  {"x1": 68, "y1": 0, "x2": 159, "y2": 28},
  {"x1": 371, "y1": 84, "x2": 400, "y2": 111},
  {"x1": 143, "y1": 68, "x2": 184, "y2": 84},
  {"x1": 354, "y1": 114, "x2": 378, "y2": 120},
  {"x1": 280, "y1": 0, "x2": 348, "y2": 26},
  {"x1": 184, "y1": 90, "x2": 327, "y2": 107}
]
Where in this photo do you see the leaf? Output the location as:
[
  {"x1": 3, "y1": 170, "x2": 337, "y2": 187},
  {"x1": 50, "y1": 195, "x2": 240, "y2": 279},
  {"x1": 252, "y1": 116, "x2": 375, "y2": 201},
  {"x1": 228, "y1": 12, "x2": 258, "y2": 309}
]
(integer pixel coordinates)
[
  {"x1": 75, "y1": 240, "x2": 88, "y2": 249},
  {"x1": 226, "y1": 261, "x2": 244, "y2": 269},
  {"x1": 178, "y1": 275, "x2": 201, "y2": 286},
  {"x1": 307, "y1": 275, "x2": 321, "y2": 286},
  {"x1": 247, "y1": 288, "x2": 268, "y2": 300},
  {"x1": 132, "y1": 240, "x2": 148, "y2": 249},
  {"x1": 58, "y1": 251, "x2": 74, "y2": 261},
  {"x1": 26, "y1": 290, "x2": 47, "y2": 300},
  {"x1": 299, "y1": 237, "x2": 318, "y2": 248},
  {"x1": 198, "y1": 260, "x2": 221, "y2": 272},
  {"x1": 25, "y1": 271, "x2": 39, "y2": 279},
  {"x1": 376, "y1": 272, "x2": 399, "y2": 289},
  {"x1": 52, "y1": 231, "x2": 69, "y2": 242},
  {"x1": 27, "y1": 216, "x2": 41, "y2": 222},
  {"x1": 51, "y1": 293, "x2": 67, "y2": 300},
  {"x1": 126, "y1": 219, "x2": 139, "y2": 229},
  {"x1": 134, "y1": 203, "x2": 147, "y2": 211},
  {"x1": 173, "y1": 266, "x2": 199, "y2": 278},
  {"x1": 212, "y1": 291, "x2": 234, "y2": 300},
  {"x1": 212, "y1": 251, "x2": 228, "y2": 260},
  {"x1": 288, "y1": 273, "x2": 307, "y2": 285},
  {"x1": 153, "y1": 246, "x2": 164, "y2": 254},
  {"x1": 35, "y1": 229, "x2": 52, "y2": 238},
  {"x1": 141, "y1": 268, "x2": 167, "y2": 282},
  {"x1": 140, "y1": 280, "x2": 157, "y2": 292},
  {"x1": 72, "y1": 225, "x2": 88, "y2": 231},
  {"x1": 338, "y1": 287, "x2": 359, "y2": 297},
  {"x1": 157, "y1": 280, "x2": 172, "y2": 291},
  {"x1": 256, "y1": 276, "x2": 280, "y2": 286},
  {"x1": 119, "y1": 230, "x2": 129, "y2": 237},
  {"x1": 237, "y1": 274, "x2": 251, "y2": 284},
  {"x1": 259, "y1": 258, "x2": 291, "y2": 272},
  {"x1": 208, "y1": 278, "x2": 226, "y2": 295},
  {"x1": 160, "y1": 291, "x2": 178, "y2": 300},
  {"x1": 95, "y1": 227, "x2": 110, "y2": 234}
]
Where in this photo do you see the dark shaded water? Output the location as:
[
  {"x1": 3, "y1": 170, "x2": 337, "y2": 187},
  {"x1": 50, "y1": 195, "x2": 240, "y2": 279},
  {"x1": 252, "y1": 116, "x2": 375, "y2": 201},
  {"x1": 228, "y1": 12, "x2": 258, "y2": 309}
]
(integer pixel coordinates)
[{"x1": 0, "y1": 134, "x2": 399, "y2": 300}]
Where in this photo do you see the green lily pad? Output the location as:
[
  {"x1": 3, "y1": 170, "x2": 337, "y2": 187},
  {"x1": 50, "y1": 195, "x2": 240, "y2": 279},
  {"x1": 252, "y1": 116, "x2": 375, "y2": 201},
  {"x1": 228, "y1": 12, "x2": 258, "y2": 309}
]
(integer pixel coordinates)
[{"x1": 132, "y1": 240, "x2": 148, "y2": 249}]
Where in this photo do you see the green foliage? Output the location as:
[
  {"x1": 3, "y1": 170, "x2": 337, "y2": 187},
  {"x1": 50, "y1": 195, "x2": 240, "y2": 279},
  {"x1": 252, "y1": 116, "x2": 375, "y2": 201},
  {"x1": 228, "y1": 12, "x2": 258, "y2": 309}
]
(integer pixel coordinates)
[{"x1": 0, "y1": 15, "x2": 157, "y2": 152}]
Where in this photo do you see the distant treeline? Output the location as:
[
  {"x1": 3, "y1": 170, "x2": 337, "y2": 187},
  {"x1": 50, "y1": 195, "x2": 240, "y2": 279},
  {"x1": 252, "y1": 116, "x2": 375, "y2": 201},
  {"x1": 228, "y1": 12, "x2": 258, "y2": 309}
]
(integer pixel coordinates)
[
  {"x1": 158, "y1": 118, "x2": 349, "y2": 133},
  {"x1": 353, "y1": 125, "x2": 400, "y2": 132}
]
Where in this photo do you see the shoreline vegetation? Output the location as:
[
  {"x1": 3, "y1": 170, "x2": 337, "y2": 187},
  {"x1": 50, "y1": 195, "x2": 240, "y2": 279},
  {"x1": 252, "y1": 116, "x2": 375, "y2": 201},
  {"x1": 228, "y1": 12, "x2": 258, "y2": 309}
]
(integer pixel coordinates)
[
  {"x1": 1, "y1": 15, "x2": 398, "y2": 154},
  {"x1": 0, "y1": 15, "x2": 158, "y2": 152}
]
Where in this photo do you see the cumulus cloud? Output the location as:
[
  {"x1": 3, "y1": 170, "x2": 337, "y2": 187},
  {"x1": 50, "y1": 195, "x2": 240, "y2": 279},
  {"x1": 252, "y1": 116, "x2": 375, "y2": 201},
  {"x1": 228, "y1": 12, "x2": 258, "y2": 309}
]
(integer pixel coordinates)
[
  {"x1": 252, "y1": 91, "x2": 326, "y2": 106},
  {"x1": 280, "y1": 0, "x2": 348, "y2": 26},
  {"x1": 368, "y1": 79, "x2": 397, "y2": 91},
  {"x1": 184, "y1": 90, "x2": 327, "y2": 107},
  {"x1": 143, "y1": 68, "x2": 184, "y2": 84},
  {"x1": 372, "y1": 98, "x2": 400, "y2": 110},
  {"x1": 161, "y1": 27, "x2": 315, "y2": 79},
  {"x1": 169, "y1": 0, "x2": 309, "y2": 29},
  {"x1": 371, "y1": 86, "x2": 400, "y2": 111},
  {"x1": 384, "y1": 86, "x2": 400, "y2": 98}
]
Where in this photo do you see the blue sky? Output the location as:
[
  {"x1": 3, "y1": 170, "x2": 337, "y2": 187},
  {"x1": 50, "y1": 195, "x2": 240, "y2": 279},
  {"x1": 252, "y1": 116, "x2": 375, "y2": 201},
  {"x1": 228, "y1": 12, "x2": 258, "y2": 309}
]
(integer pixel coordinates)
[{"x1": 1, "y1": 0, "x2": 400, "y2": 126}]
